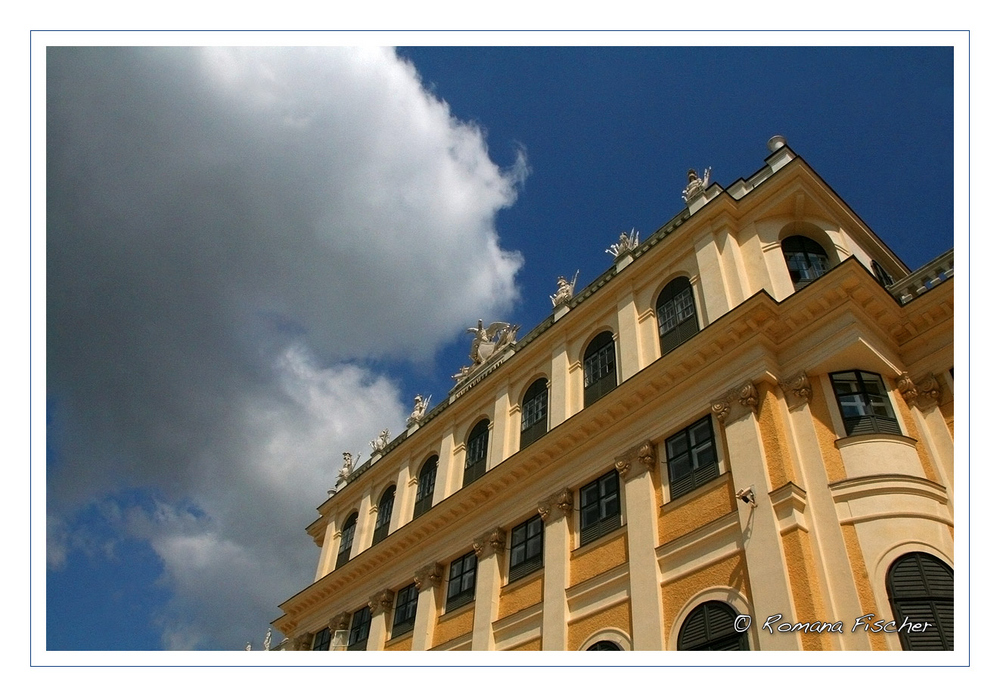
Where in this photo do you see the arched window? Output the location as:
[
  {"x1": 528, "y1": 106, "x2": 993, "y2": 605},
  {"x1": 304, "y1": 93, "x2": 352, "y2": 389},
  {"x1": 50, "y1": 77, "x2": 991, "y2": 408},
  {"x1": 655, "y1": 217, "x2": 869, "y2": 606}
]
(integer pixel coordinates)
[
  {"x1": 583, "y1": 331, "x2": 616, "y2": 407},
  {"x1": 413, "y1": 455, "x2": 438, "y2": 519},
  {"x1": 656, "y1": 277, "x2": 699, "y2": 355},
  {"x1": 678, "y1": 601, "x2": 749, "y2": 651},
  {"x1": 782, "y1": 235, "x2": 830, "y2": 290},
  {"x1": 464, "y1": 419, "x2": 490, "y2": 487},
  {"x1": 586, "y1": 640, "x2": 622, "y2": 651},
  {"x1": 520, "y1": 378, "x2": 549, "y2": 449},
  {"x1": 371, "y1": 486, "x2": 395, "y2": 545},
  {"x1": 336, "y1": 512, "x2": 358, "y2": 569},
  {"x1": 887, "y1": 552, "x2": 953, "y2": 650}
]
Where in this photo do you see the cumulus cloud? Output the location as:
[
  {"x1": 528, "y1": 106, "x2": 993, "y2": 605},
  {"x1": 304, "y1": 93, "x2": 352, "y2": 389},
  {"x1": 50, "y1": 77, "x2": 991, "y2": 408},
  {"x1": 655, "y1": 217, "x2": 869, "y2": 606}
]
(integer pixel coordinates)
[{"x1": 47, "y1": 47, "x2": 525, "y2": 649}]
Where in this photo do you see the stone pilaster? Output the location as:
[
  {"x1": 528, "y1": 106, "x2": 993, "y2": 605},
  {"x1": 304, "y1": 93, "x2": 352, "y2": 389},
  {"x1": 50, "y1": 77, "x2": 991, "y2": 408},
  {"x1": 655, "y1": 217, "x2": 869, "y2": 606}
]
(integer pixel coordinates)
[{"x1": 471, "y1": 527, "x2": 505, "y2": 650}]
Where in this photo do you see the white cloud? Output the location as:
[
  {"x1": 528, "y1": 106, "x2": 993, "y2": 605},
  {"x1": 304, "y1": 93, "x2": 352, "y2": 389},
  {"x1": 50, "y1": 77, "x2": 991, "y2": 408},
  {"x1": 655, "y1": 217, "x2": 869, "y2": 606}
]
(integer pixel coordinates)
[{"x1": 47, "y1": 46, "x2": 525, "y2": 649}]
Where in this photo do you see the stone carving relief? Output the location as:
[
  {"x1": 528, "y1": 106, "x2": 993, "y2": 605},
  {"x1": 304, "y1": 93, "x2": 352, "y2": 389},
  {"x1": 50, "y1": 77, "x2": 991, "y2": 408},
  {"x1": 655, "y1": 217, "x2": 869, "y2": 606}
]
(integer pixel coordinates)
[
  {"x1": 414, "y1": 562, "x2": 443, "y2": 591},
  {"x1": 537, "y1": 488, "x2": 574, "y2": 522},
  {"x1": 550, "y1": 271, "x2": 580, "y2": 307},
  {"x1": 473, "y1": 527, "x2": 507, "y2": 558},
  {"x1": 682, "y1": 167, "x2": 712, "y2": 203},
  {"x1": 331, "y1": 611, "x2": 351, "y2": 631},
  {"x1": 778, "y1": 371, "x2": 813, "y2": 409},
  {"x1": 613, "y1": 440, "x2": 658, "y2": 480},
  {"x1": 606, "y1": 229, "x2": 640, "y2": 258},
  {"x1": 897, "y1": 371, "x2": 941, "y2": 411},
  {"x1": 367, "y1": 589, "x2": 396, "y2": 615},
  {"x1": 711, "y1": 380, "x2": 760, "y2": 424}
]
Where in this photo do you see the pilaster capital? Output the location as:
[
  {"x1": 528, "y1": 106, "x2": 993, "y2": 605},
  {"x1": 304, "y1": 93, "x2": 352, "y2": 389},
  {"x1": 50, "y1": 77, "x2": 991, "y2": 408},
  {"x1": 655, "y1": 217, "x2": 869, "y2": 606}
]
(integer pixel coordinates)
[
  {"x1": 330, "y1": 611, "x2": 351, "y2": 631},
  {"x1": 778, "y1": 371, "x2": 812, "y2": 409},
  {"x1": 711, "y1": 379, "x2": 760, "y2": 424},
  {"x1": 292, "y1": 633, "x2": 312, "y2": 651},
  {"x1": 538, "y1": 488, "x2": 573, "y2": 522},
  {"x1": 414, "y1": 562, "x2": 443, "y2": 591},
  {"x1": 897, "y1": 371, "x2": 941, "y2": 411},
  {"x1": 613, "y1": 440, "x2": 658, "y2": 481},
  {"x1": 473, "y1": 526, "x2": 506, "y2": 559},
  {"x1": 367, "y1": 588, "x2": 396, "y2": 615}
]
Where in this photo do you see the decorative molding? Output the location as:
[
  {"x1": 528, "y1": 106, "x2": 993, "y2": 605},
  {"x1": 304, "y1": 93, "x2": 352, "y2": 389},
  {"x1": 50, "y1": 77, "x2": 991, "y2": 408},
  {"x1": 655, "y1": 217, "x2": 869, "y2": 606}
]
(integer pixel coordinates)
[
  {"x1": 473, "y1": 526, "x2": 506, "y2": 558},
  {"x1": 292, "y1": 634, "x2": 311, "y2": 651},
  {"x1": 769, "y1": 482, "x2": 809, "y2": 534},
  {"x1": 330, "y1": 611, "x2": 351, "y2": 631},
  {"x1": 613, "y1": 440, "x2": 658, "y2": 481},
  {"x1": 367, "y1": 588, "x2": 395, "y2": 615},
  {"x1": 897, "y1": 371, "x2": 941, "y2": 411},
  {"x1": 538, "y1": 488, "x2": 574, "y2": 522},
  {"x1": 414, "y1": 562, "x2": 443, "y2": 591},
  {"x1": 711, "y1": 380, "x2": 760, "y2": 424},
  {"x1": 778, "y1": 371, "x2": 813, "y2": 409}
]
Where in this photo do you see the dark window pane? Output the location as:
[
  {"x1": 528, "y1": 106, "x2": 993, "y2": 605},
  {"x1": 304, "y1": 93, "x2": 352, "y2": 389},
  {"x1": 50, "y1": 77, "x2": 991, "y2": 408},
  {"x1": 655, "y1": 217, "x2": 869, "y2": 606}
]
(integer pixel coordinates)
[
  {"x1": 782, "y1": 236, "x2": 830, "y2": 290},
  {"x1": 666, "y1": 416, "x2": 719, "y2": 500},
  {"x1": 579, "y1": 471, "x2": 621, "y2": 545},
  {"x1": 679, "y1": 602, "x2": 748, "y2": 651},
  {"x1": 830, "y1": 370, "x2": 901, "y2": 436}
]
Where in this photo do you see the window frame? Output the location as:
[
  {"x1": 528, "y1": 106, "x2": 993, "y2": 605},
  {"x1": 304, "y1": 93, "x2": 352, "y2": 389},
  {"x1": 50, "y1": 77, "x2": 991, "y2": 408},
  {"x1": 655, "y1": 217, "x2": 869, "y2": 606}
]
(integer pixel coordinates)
[
  {"x1": 371, "y1": 485, "x2": 396, "y2": 545},
  {"x1": 886, "y1": 552, "x2": 953, "y2": 651},
  {"x1": 311, "y1": 626, "x2": 331, "y2": 651},
  {"x1": 583, "y1": 331, "x2": 617, "y2": 407},
  {"x1": 463, "y1": 419, "x2": 490, "y2": 487},
  {"x1": 665, "y1": 415, "x2": 721, "y2": 500},
  {"x1": 655, "y1": 277, "x2": 699, "y2": 355},
  {"x1": 508, "y1": 514, "x2": 544, "y2": 582},
  {"x1": 446, "y1": 551, "x2": 478, "y2": 612},
  {"x1": 347, "y1": 605, "x2": 371, "y2": 651},
  {"x1": 413, "y1": 455, "x2": 438, "y2": 519},
  {"x1": 519, "y1": 378, "x2": 549, "y2": 449},
  {"x1": 678, "y1": 601, "x2": 749, "y2": 651},
  {"x1": 336, "y1": 512, "x2": 358, "y2": 569},
  {"x1": 579, "y1": 470, "x2": 621, "y2": 546},
  {"x1": 392, "y1": 583, "x2": 419, "y2": 637},
  {"x1": 830, "y1": 370, "x2": 902, "y2": 437},
  {"x1": 781, "y1": 235, "x2": 831, "y2": 290}
]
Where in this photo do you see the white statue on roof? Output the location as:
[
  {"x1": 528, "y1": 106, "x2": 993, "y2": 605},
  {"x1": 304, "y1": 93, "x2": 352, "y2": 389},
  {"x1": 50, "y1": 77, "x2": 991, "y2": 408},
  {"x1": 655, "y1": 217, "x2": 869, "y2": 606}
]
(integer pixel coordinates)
[
  {"x1": 370, "y1": 428, "x2": 391, "y2": 455},
  {"x1": 550, "y1": 271, "x2": 580, "y2": 307},
  {"x1": 682, "y1": 167, "x2": 711, "y2": 203},
  {"x1": 607, "y1": 229, "x2": 640, "y2": 258},
  {"x1": 407, "y1": 394, "x2": 431, "y2": 427},
  {"x1": 466, "y1": 319, "x2": 519, "y2": 366}
]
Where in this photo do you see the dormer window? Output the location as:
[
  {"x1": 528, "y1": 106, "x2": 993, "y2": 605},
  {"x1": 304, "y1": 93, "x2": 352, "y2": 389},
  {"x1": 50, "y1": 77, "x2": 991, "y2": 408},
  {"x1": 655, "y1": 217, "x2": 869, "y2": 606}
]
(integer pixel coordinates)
[{"x1": 782, "y1": 236, "x2": 830, "y2": 290}]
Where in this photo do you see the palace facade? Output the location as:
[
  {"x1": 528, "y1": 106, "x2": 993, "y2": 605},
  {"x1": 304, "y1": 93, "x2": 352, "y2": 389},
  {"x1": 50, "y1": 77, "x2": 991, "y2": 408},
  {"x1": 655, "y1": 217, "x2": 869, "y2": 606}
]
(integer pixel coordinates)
[{"x1": 273, "y1": 137, "x2": 955, "y2": 652}]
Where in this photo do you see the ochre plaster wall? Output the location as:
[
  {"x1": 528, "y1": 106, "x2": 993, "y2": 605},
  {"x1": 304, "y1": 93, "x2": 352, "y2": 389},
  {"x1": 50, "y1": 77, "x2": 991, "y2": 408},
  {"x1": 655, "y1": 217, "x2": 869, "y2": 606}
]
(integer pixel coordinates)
[
  {"x1": 567, "y1": 600, "x2": 632, "y2": 651},
  {"x1": 569, "y1": 529, "x2": 628, "y2": 586},
  {"x1": 840, "y1": 522, "x2": 887, "y2": 650},
  {"x1": 658, "y1": 475, "x2": 735, "y2": 544},
  {"x1": 809, "y1": 377, "x2": 848, "y2": 482},
  {"x1": 498, "y1": 574, "x2": 543, "y2": 619},
  {"x1": 661, "y1": 552, "x2": 751, "y2": 648},
  {"x1": 432, "y1": 605, "x2": 474, "y2": 648},
  {"x1": 757, "y1": 384, "x2": 796, "y2": 487},
  {"x1": 780, "y1": 528, "x2": 831, "y2": 650}
]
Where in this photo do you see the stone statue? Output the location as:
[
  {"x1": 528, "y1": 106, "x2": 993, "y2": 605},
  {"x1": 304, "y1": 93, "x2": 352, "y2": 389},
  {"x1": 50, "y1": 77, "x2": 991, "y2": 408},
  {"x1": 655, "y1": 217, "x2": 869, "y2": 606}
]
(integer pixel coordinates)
[
  {"x1": 607, "y1": 229, "x2": 640, "y2": 258},
  {"x1": 336, "y1": 452, "x2": 357, "y2": 485},
  {"x1": 407, "y1": 394, "x2": 431, "y2": 427},
  {"x1": 550, "y1": 271, "x2": 579, "y2": 307},
  {"x1": 263, "y1": 628, "x2": 272, "y2": 651},
  {"x1": 682, "y1": 167, "x2": 711, "y2": 203},
  {"x1": 369, "y1": 428, "x2": 391, "y2": 455},
  {"x1": 244, "y1": 642, "x2": 252, "y2": 651},
  {"x1": 466, "y1": 320, "x2": 519, "y2": 366}
]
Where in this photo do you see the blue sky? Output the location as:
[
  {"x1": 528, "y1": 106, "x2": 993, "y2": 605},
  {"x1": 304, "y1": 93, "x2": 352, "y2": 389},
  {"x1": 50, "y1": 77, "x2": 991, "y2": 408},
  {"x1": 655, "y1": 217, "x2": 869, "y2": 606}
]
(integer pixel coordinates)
[{"x1": 41, "y1": 41, "x2": 957, "y2": 655}]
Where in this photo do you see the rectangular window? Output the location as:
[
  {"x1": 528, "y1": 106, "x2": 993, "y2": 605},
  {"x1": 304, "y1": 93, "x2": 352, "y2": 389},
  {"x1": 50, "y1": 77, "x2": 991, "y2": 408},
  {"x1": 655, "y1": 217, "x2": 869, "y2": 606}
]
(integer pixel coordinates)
[
  {"x1": 392, "y1": 583, "x2": 418, "y2": 636},
  {"x1": 666, "y1": 415, "x2": 720, "y2": 499},
  {"x1": 579, "y1": 471, "x2": 621, "y2": 545},
  {"x1": 830, "y1": 370, "x2": 902, "y2": 436},
  {"x1": 336, "y1": 518, "x2": 356, "y2": 570},
  {"x1": 508, "y1": 514, "x2": 544, "y2": 582},
  {"x1": 311, "y1": 627, "x2": 331, "y2": 651},
  {"x1": 520, "y1": 386, "x2": 548, "y2": 448},
  {"x1": 446, "y1": 551, "x2": 478, "y2": 612},
  {"x1": 347, "y1": 606, "x2": 371, "y2": 651},
  {"x1": 413, "y1": 462, "x2": 436, "y2": 518}
]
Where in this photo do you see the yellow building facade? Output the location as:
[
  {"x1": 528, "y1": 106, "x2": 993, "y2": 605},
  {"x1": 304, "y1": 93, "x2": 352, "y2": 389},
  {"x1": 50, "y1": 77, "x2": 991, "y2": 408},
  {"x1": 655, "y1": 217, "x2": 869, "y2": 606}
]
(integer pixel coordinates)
[{"x1": 273, "y1": 138, "x2": 955, "y2": 652}]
